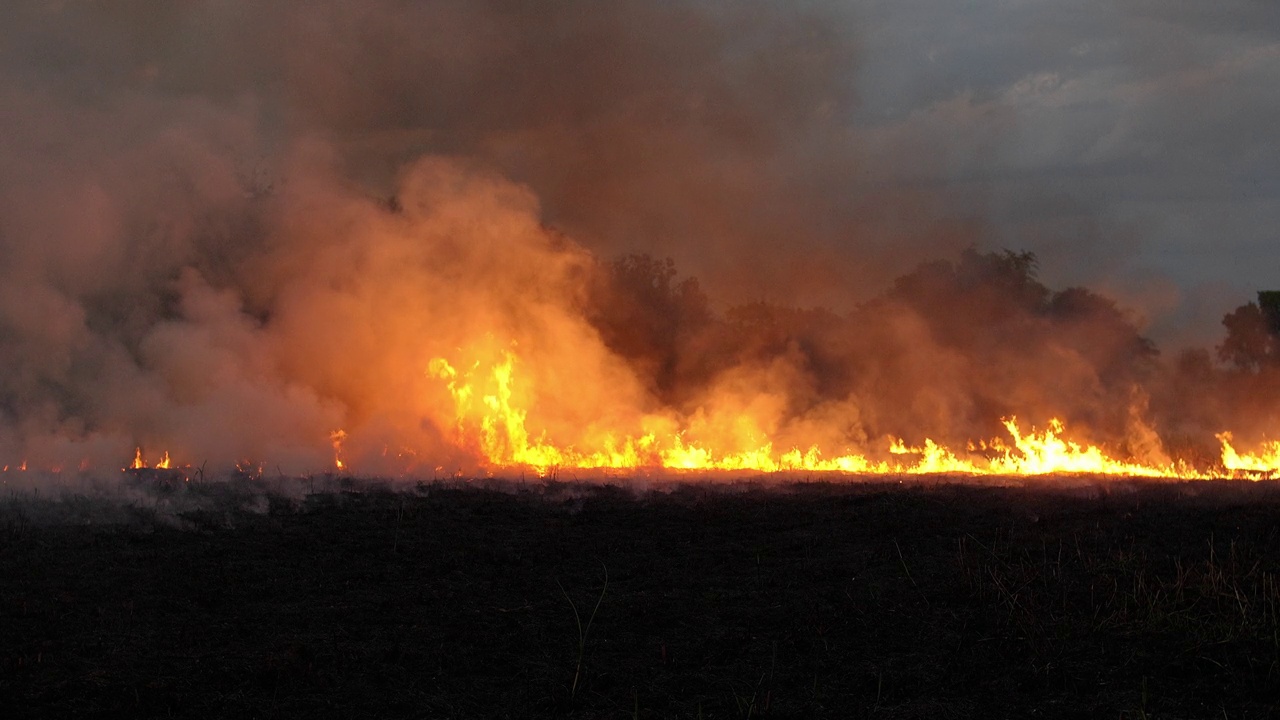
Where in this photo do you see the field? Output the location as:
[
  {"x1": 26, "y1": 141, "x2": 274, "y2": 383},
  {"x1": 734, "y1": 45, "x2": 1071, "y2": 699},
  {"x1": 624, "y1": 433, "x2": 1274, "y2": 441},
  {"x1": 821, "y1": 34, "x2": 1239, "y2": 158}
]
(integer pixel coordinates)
[{"x1": 3, "y1": 474, "x2": 1280, "y2": 719}]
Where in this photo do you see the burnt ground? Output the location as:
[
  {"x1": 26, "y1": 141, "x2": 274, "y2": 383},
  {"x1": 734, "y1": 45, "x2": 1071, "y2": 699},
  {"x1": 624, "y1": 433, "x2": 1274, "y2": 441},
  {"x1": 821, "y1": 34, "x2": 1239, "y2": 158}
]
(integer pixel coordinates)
[{"x1": 3, "y1": 476, "x2": 1280, "y2": 719}]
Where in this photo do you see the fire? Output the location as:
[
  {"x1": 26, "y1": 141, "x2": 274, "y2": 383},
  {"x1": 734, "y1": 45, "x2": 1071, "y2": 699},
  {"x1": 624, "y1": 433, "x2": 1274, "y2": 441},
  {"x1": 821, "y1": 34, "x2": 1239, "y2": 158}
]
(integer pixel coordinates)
[
  {"x1": 1218, "y1": 434, "x2": 1280, "y2": 477},
  {"x1": 331, "y1": 429, "x2": 348, "y2": 471},
  {"x1": 126, "y1": 448, "x2": 175, "y2": 471},
  {"x1": 2, "y1": 145, "x2": 1278, "y2": 484},
  {"x1": 4, "y1": 371, "x2": 1277, "y2": 481},
  {"x1": 429, "y1": 353, "x2": 569, "y2": 469},
  {"x1": 984, "y1": 418, "x2": 1179, "y2": 478},
  {"x1": 6, "y1": 350, "x2": 1277, "y2": 480},
  {"x1": 16, "y1": 356, "x2": 1280, "y2": 483},
  {"x1": 421, "y1": 347, "x2": 1270, "y2": 479}
]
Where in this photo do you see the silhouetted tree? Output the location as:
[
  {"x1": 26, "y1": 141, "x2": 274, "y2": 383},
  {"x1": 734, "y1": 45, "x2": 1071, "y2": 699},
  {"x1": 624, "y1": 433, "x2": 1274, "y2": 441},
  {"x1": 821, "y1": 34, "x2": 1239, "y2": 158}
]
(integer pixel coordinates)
[
  {"x1": 1048, "y1": 286, "x2": 1158, "y2": 362},
  {"x1": 1258, "y1": 291, "x2": 1280, "y2": 336},
  {"x1": 585, "y1": 254, "x2": 713, "y2": 401},
  {"x1": 879, "y1": 249, "x2": 1060, "y2": 356},
  {"x1": 1218, "y1": 301, "x2": 1277, "y2": 372}
]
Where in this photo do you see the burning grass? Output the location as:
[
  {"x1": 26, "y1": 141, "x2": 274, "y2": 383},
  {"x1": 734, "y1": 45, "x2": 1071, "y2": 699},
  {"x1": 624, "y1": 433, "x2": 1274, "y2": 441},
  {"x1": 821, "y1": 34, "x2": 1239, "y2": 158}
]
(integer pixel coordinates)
[{"x1": 3, "y1": 474, "x2": 1280, "y2": 718}]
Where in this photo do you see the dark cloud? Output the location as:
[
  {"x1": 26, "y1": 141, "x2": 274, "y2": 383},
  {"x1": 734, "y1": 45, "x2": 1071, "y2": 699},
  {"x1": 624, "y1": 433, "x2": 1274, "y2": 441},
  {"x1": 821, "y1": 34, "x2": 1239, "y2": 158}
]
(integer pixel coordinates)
[{"x1": 850, "y1": 0, "x2": 1280, "y2": 339}]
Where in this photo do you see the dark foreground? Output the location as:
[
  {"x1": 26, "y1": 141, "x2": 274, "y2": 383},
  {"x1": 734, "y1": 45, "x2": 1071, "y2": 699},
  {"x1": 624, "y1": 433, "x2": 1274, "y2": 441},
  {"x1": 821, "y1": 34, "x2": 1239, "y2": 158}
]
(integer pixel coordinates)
[{"x1": 3, "y1": 476, "x2": 1280, "y2": 719}]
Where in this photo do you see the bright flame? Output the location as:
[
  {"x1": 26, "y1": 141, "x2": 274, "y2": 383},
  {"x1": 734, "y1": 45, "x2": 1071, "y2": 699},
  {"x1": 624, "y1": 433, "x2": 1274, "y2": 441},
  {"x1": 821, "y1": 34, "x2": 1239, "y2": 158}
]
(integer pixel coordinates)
[
  {"x1": 331, "y1": 429, "x2": 348, "y2": 471},
  {"x1": 985, "y1": 418, "x2": 1176, "y2": 478},
  {"x1": 1218, "y1": 433, "x2": 1280, "y2": 478},
  {"x1": 125, "y1": 448, "x2": 175, "y2": 471},
  {"x1": 21, "y1": 347, "x2": 1275, "y2": 481},
  {"x1": 421, "y1": 347, "x2": 1259, "y2": 479}
]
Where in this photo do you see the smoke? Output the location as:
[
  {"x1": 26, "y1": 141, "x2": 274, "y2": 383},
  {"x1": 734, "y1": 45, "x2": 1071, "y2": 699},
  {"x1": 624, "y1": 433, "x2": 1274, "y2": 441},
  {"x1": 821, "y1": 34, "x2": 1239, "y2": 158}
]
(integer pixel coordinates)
[
  {"x1": 0, "y1": 1, "x2": 1273, "y2": 475},
  {"x1": 18, "y1": 1, "x2": 988, "y2": 300}
]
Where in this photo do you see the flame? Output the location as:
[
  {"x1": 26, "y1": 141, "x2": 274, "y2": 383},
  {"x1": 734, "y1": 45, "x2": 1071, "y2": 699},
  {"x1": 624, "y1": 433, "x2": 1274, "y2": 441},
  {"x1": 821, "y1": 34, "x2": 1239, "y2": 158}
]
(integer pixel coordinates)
[
  {"x1": 1217, "y1": 433, "x2": 1280, "y2": 478},
  {"x1": 331, "y1": 429, "x2": 348, "y2": 471},
  {"x1": 125, "y1": 448, "x2": 175, "y2": 471},
  {"x1": 984, "y1": 418, "x2": 1177, "y2": 478},
  {"x1": 420, "y1": 347, "x2": 1256, "y2": 479},
  {"x1": 429, "y1": 353, "x2": 568, "y2": 469},
  {"x1": 13, "y1": 347, "x2": 1279, "y2": 481}
]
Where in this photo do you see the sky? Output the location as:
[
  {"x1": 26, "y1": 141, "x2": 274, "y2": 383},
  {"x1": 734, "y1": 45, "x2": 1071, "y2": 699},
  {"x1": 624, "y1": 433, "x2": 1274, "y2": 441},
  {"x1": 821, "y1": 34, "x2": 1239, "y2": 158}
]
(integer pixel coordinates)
[
  {"x1": 1, "y1": 0, "x2": 1277, "y2": 346},
  {"x1": 853, "y1": 0, "x2": 1280, "y2": 344}
]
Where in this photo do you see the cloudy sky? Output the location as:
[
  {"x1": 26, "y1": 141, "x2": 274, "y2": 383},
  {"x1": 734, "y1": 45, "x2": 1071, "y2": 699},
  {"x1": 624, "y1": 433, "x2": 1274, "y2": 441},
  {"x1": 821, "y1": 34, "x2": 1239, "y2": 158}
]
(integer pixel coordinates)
[
  {"x1": 1, "y1": 0, "x2": 1277, "y2": 346},
  {"x1": 854, "y1": 0, "x2": 1280, "y2": 343}
]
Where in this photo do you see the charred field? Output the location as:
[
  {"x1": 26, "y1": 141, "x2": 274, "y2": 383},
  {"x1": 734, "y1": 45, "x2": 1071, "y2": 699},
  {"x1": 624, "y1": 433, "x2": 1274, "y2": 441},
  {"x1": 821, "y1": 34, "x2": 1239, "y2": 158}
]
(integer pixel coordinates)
[{"x1": 1, "y1": 476, "x2": 1279, "y2": 719}]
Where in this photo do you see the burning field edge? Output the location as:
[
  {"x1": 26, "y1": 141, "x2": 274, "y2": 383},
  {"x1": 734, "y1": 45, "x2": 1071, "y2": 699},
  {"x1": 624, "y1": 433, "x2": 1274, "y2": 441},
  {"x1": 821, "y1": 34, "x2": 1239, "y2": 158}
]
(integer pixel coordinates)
[{"x1": 6, "y1": 467, "x2": 1280, "y2": 529}]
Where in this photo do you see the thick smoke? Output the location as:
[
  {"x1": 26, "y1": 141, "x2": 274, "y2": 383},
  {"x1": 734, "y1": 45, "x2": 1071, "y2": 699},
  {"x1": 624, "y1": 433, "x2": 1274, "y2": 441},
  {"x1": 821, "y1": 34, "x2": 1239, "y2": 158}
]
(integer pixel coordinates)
[{"x1": 0, "y1": 1, "x2": 1273, "y2": 475}]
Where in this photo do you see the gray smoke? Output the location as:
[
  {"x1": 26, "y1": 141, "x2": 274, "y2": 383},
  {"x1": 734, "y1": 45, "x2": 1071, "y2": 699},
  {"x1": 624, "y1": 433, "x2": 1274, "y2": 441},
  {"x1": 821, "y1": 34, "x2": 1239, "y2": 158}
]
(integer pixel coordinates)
[{"x1": 0, "y1": 1, "x2": 1275, "y2": 474}]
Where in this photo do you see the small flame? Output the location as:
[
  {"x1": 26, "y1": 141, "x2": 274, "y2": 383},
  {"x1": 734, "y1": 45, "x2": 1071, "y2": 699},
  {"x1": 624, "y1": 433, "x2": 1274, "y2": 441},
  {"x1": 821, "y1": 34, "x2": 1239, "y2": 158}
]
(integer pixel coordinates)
[
  {"x1": 156, "y1": 451, "x2": 172, "y2": 470},
  {"x1": 331, "y1": 429, "x2": 348, "y2": 470},
  {"x1": 130, "y1": 447, "x2": 145, "y2": 470}
]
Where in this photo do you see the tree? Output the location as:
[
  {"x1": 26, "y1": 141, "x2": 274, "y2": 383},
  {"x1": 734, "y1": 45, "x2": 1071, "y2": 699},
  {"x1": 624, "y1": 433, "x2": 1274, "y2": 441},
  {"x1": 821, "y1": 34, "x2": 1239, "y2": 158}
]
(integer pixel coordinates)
[
  {"x1": 1258, "y1": 291, "x2": 1280, "y2": 336},
  {"x1": 884, "y1": 248, "x2": 1051, "y2": 348},
  {"x1": 584, "y1": 254, "x2": 713, "y2": 401},
  {"x1": 1048, "y1": 286, "x2": 1158, "y2": 361},
  {"x1": 1217, "y1": 302, "x2": 1276, "y2": 372}
]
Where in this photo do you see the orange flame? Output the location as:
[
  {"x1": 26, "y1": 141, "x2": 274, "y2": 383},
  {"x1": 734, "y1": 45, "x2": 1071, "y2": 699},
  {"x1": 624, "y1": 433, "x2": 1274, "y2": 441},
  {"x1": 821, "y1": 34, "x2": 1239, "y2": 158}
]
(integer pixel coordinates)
[
  {"x1": 331, "y1": 429, "x2": 348, "y2": 471},
  {"x1": 415, "y1": 345, "x2": 1280, "y2": 480},
  {"x1": 125, "y1": 448, "x2": 174, "y2": 471},
  {"x1": 1217, "y1": 433, "x2": 1280, "y2": 478},
  {"x1": 23, "y1": 349, "x2": 1271, "y2": 481}
]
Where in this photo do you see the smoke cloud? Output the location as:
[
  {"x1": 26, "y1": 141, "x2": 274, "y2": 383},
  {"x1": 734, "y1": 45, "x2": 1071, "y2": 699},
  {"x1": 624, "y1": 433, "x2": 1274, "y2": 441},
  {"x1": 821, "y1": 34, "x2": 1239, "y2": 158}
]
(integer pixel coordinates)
[{"x1": 0, "y1": 1, "x2": 1275, "y2": 475}]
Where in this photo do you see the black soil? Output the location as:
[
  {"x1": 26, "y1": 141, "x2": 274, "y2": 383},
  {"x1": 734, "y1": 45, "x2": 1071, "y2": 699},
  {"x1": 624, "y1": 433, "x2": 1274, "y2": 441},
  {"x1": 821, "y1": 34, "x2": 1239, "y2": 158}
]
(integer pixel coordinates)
[{"x1": 4, "y1": 477, "x2": 1280, "y2": 718}]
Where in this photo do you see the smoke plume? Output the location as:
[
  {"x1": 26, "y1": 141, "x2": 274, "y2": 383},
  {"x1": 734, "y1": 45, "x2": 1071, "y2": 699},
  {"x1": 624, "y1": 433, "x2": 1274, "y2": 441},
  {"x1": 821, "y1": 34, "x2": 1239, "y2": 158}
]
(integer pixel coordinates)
[{"x1": 0, "y1": 1, "x2": 1273, "y2": 476}]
